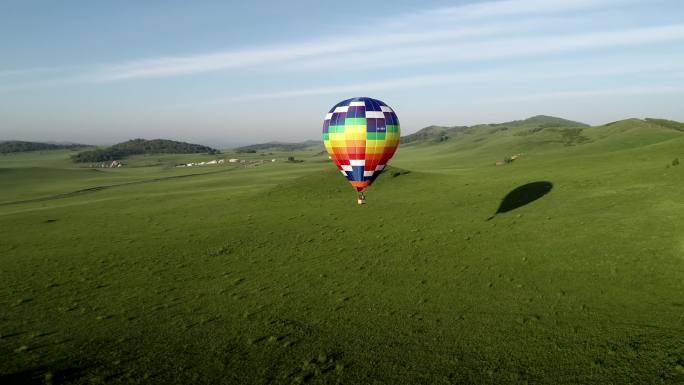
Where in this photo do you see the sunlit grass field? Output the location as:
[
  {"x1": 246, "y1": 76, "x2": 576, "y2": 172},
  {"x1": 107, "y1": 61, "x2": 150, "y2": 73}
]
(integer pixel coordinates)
[{"x1": 1, "y1": 120, "x2": 684, "y2": 384}]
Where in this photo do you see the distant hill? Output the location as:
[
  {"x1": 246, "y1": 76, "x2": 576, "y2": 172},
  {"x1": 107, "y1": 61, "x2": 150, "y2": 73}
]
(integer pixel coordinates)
[
  {"x1": 0, "y1": 140, "x2": 87, "y2": 154},
  {"x1": 234, "y1": 140, "x2": 321, "y2": 153},
  {"x1": 396, "y1": 115, "x2": 684, "y2": 159},
  {"x1": 401, "y1": 115, "x2": 588, "y2": 145},
  {"x1": 72, "y1": 139, "x2": 218, "y2": 163}
]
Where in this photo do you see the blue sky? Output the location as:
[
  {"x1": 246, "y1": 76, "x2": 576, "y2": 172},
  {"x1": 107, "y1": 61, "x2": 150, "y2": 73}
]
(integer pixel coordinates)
[{"x1": 1, "y1": 0, "x2": 684, "y2": 146}]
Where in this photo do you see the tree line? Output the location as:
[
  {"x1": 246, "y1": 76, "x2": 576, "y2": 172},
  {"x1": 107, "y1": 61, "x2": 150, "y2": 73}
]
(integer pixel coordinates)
[{"x1": 0, "y1": 141, "x2": 85, "y2": 154}]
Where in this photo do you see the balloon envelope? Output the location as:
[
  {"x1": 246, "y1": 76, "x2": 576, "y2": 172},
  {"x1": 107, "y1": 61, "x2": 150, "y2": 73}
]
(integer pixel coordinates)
[{"x1": 322, "y1": 97, "x2": 400, "y2": 192}]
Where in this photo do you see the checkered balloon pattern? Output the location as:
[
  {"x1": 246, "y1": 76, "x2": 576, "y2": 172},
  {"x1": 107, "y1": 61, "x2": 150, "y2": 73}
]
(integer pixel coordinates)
[{"x1": 322, "y1": 97, "x2": 400, "y2": 192}]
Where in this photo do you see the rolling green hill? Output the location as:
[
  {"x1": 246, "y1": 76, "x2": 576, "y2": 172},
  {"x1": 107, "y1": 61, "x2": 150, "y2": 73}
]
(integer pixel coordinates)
[
  {"x1": 1, "y1": 116, "x2": 683, "y2": 385},
  {"x1": 71, "y1": 138, "x2": 219, "y2": 163}
]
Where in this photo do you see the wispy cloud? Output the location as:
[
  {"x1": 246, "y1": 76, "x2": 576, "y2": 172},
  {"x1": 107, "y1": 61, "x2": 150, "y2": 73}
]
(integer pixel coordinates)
[
  {"x1": 84, "y1": 0, "x2": 643, "y2": 82},
  {"x1": 88, "y1": 23, "x2": 521, "y2": 81},
  {"x1": 384, "y1": 0, "x2": 635, "y2": 27},
  {"x1": 276, "y1": 24, "x2": 684, "y2": 72},
  {"x1": 211, "y1": 61, "x2": 684, "y2": 102}
]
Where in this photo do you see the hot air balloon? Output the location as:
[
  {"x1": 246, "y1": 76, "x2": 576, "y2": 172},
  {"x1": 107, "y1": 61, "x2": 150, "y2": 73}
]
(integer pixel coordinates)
[{"x1": 322, "y1": 97, "x2": 400, "y2": 204}]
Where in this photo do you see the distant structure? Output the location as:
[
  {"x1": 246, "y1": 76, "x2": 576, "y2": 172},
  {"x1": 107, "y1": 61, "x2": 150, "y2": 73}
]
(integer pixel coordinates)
[
  {"x1": 177, "y1": 159, "x2": 226, "y2": 167},
  {"x1": 93, "y1": 160, "x2": 123, "y2": 168},
  {"x1": 172, "y1": 158, "x2": 276, "y2": 168}
]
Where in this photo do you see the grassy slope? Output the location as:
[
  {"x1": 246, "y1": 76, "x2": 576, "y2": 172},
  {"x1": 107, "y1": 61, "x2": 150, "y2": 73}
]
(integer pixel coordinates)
[{"x1": 1, "y1": 121, "x2": 684, "y2": 384}]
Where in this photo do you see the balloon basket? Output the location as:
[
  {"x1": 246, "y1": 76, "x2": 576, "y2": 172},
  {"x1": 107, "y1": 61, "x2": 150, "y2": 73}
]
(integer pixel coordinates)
[{"x1": 357, "y1": 192, "x2": 366, "y2": 205}]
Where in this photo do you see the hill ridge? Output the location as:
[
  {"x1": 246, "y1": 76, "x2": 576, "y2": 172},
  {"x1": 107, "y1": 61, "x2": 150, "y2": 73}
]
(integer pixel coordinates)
[
  {"x1": 401, "y1": 115, "x2": 589, "y2": 144},
  {"x1": 71, "y1": 138, "x2": 218, "y2": 163}
]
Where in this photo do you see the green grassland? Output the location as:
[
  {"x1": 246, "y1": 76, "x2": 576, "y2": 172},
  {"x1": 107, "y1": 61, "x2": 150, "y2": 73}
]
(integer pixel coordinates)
[{"x1": 1, "y1": 117, "x2": 684, "y2": 384}]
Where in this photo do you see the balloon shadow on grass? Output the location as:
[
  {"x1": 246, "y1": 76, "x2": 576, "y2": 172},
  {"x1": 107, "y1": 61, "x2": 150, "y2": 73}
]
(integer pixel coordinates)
[{"x1": 486, "y1": 181, "x2": 553, "y2": 220}]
